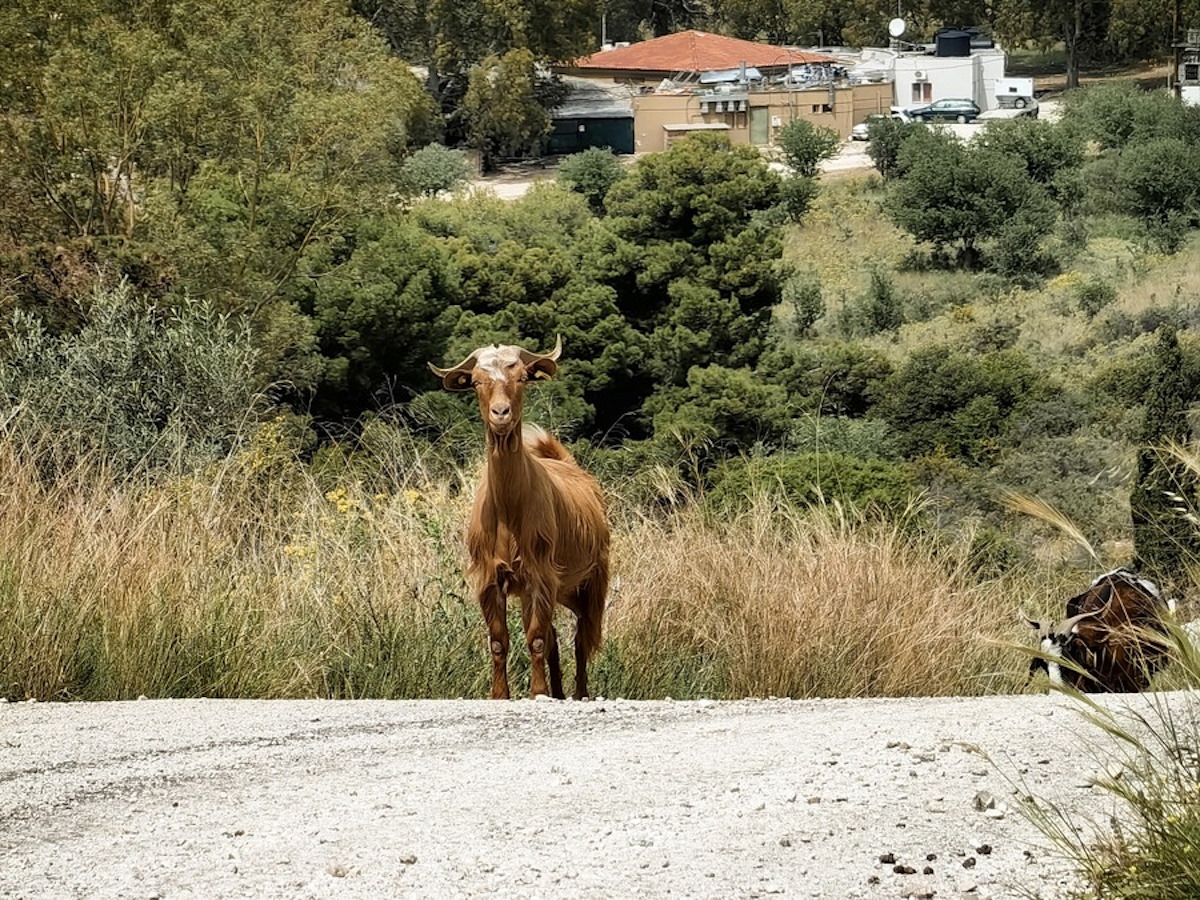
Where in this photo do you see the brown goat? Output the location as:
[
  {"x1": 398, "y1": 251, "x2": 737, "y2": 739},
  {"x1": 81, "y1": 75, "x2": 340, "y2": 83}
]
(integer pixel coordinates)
[
  {"x1": 1027, "y1": 569, "x2": 1173, "y2": 693},
  {"x1": 429, "y1": 337, "x2": 609, "y2": 699}
]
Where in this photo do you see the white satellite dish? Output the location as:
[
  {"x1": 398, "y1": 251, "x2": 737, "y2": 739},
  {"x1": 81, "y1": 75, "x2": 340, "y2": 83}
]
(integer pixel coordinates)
[{"x1": 888, "y1": 17, "x2": 907, "y2": 37}]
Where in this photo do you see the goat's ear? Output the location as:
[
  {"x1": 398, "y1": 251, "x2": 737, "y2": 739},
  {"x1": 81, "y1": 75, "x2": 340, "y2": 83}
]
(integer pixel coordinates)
[
  {"x1": 427, "y1": 362, "x2": 475, "y2": 392},
  {"x1": 1026, "y1": 618, "x2": 1042, "y2": 631},
  {"x1": 526, "y1": 356, "x2": 557, "y2": 382},
  {"x1": 519, "y1": 335, "x2": 562, "y2": 382}
]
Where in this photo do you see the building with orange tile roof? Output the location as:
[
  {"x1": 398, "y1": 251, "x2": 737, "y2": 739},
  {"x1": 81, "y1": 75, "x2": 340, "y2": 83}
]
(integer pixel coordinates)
[{"x1": 560, "y1": 30, "x2": 836, "y2": 82}]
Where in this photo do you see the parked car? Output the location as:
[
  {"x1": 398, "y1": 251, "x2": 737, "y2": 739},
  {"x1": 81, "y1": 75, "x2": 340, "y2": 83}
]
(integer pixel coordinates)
[
  {"x1": 850, "y1": 110, "x2": 910, "y2": 140},
  {"x1": 905, "y1": 98, "x2": 981, "y2": 123}
]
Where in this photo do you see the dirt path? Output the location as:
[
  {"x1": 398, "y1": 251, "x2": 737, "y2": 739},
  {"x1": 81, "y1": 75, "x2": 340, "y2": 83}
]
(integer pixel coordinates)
[{"x1": 0, "y1": 693, "x2": 1157, "y2": 899}]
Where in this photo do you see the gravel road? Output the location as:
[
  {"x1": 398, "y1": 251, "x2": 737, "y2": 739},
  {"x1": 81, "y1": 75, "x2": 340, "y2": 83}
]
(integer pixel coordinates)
[{"x1": 0, "y1": 693, "x2": 1147, "y2": 899}]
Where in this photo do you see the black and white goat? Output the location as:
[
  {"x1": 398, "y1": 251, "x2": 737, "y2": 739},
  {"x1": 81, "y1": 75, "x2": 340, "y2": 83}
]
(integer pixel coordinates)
[{"x1": 1027, "y1": 569, "x2": 1175, "y2": 693}]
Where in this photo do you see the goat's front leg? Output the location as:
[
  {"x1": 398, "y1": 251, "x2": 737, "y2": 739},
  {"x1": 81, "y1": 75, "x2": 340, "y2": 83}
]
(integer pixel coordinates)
[
  {"x1": 479, "y1": 583, "x2": 510, "y2": 700},
  {"x1": 521, "y1": 582, "x2": 558, "y2": 698}
]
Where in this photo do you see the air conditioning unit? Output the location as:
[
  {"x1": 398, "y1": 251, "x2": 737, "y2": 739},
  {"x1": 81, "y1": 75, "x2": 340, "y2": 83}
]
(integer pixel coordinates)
[{"x1": 913, "y1": 70, "x2": 927, "y2": 81}]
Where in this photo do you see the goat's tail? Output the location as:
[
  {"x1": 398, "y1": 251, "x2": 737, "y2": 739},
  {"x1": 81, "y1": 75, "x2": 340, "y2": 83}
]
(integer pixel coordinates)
[{"x1": 523, "y1": 423, "x2": 573, "y2": 462}]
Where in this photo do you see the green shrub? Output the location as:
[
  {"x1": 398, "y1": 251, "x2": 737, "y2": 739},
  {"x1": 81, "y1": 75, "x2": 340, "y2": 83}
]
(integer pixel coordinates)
[
  {"x1": 782, "y1": 269, "x2": 824, "y2": 336},
  {"x1": 1076, "y1": 277, "x2": 1118, "y2": 319},
  {"x1": 975, "y1": 117, "x2": 1084, "y2": 189},
  {"x1": 877, "y1": 346, "x2": 1055, "y2": 463},
  {"x1": 776, "y1": 175, "x2": 820, "y2": 223},
  {"x1": 759, "y1": 340, "x2": 893, "y2": 418},
  {"x1": 1117, "y1": 138, "x2": 1200, "y2": 241},
  {"x1": 776, "y1": 118, "x2": 841, "y2": 177},
  {"x1": 706, "y1": 451, "x2": 916, "y2": 515},
  {"x1": 643, "y1": 364, "x2": 793, "y2": 458},
  {"x1": 1062, "y1": 81, "x2": 1200, "y2": 150},
  {"x1": 837, "y1": 268, "x2": 905, "y2": 336},
  {"x1": 887, "y1": 133, "x2": 1056, "y2": 269},
  {"x1": 0, "y1": 281, "x2": 264, "y2": 473},
  {"x1": 557, "y1": 147, "x2": 628, "y2": 212},
  {"x1": 866, "y1": 116, "x2": 921, "y2": 179},
  {"x1": 397, "y1": 144, "x2": 474, "y2": 198}
]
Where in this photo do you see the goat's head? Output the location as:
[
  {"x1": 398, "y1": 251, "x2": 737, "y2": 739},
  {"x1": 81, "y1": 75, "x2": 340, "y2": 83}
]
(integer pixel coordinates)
[
  {"x1": 428, "y1": 337, "x2": 561, "y2": 438},
  {"x1": 1025, "y1": 611, "x2": 1097, "y2": 680}
]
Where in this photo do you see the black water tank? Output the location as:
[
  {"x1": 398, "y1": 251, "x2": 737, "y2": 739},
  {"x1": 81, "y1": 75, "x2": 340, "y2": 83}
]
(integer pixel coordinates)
[{"x1": 935, "y1": 29, "x2": 971, "y2": 57}]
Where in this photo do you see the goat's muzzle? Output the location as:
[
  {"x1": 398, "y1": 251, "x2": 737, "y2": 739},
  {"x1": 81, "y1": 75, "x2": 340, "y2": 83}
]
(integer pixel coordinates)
[{"x1": 488, "y1": 405, "x2": 515, "y2": 434}]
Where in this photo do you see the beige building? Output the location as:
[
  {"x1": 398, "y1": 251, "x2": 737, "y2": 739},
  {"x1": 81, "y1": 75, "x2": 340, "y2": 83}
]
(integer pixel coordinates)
[
  {"x1": 632, "y1": 82, "x2": 894, "y2": 152},
  {"x1": 554, "y1": 30, "x2": 894, "y2": 154}
]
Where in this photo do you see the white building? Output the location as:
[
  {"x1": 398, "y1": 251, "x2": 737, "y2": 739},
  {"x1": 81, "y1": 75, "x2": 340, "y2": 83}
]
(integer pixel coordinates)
[
  {"x1": 851, "y1": 30, "x2": 1008, "y2": 113},
  {"x1": 1180, "y1": 29, "x2": 1200, "y2": 107}
]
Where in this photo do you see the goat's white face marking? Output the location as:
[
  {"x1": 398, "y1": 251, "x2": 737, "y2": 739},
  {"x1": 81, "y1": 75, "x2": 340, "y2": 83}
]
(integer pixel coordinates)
[
  {"x1": 475, "y1": 346, "x2": 523, "y2": 383},
  {"x1": 471, "y1": 346, "x2": 531, "y2": 436},
  {"x1": 1039, "y1": 636, "x2": 1063, "y2": 658}
]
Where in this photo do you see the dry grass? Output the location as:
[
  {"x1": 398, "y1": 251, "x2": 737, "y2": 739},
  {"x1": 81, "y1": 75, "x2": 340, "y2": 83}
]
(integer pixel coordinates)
[
  {"x1": 604, "y1": 498, "x2": 1025, "y2": 699},
  {"x1": 0, "y1": 428, "x2": 1046, "y2": 701}
]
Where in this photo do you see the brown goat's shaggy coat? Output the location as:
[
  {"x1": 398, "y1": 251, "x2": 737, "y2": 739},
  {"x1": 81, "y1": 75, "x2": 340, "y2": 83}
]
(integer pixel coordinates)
[
  {"x1": 1028, "y1": 569, "x2": 1172, "y2": 693},
  {"x1": 430, "y1": 339, "x2": 609, "y2": 699}
]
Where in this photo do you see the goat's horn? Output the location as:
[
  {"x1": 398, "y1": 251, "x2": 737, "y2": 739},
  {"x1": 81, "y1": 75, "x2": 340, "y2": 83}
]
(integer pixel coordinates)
[
  {"x1": 519, "y1": 334, "x2": 562, "y2": 365},
  {"x1": 1056, "y1": 610, "x2": 1100, "y2": 634}
]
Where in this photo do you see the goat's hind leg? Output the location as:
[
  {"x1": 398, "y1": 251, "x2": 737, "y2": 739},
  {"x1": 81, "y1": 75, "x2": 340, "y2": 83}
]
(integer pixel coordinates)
[
  {"x1": 479, "y1": 583, "x2": 510, "y2": 700},
  {"x1": 546, "y1": 626, "x2": 565, "y2": 700},
  {"x1": 571, "y1": 577, "x2": 606, "y2": 700}
]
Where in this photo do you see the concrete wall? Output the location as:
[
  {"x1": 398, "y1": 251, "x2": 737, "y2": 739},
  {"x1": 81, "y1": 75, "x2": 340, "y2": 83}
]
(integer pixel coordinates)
[{"x1": 632, "y1": 82, "x2": 892, "y2": 152}]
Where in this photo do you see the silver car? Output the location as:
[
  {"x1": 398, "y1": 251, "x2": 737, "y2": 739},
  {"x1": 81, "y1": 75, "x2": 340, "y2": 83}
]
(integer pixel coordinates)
[{"x1": 850, "y1": 109, "x2": 910, "y2": 140}]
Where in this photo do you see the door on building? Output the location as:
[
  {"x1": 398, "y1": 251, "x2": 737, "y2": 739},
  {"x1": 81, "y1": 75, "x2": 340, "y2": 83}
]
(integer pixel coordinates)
[
  {"x1": 749, "y1": 106, "x2": 770, "y2": 146},
  {"x1": 546, "y1": 117, "x2": 635, "y2": 155}
]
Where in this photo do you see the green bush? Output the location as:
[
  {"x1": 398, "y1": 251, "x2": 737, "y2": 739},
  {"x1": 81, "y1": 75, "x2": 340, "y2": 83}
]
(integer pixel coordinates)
[
  {"x1": 1076, "y1": 277, "x2": 1119, "y2": 319},
  {"x1": 759, "y1": 340, "x2": 893, "y2": 418},
  {"x1": 866, "y1": 117, "x2": 921, "y2": 180},
  {"x1": 782, "y1": 269, "x2": 824, "y2": 336},
  {"x1": 397, "y1": 144, "x2": 474, "y2": 198},
  {"x1": 887, "y1": 132, "x2": 1056, "y2": 269},
  {"x1": 557, "y1": 147, "x2": 628, "y2": 212},
  {"x1": 643, "y1": 364, "x2": 793, "y2": 457},
  {"x1": 1062, "y1": 81, "x2": 1200, "y2": 150},
  {"x1": 776, "y1": 118, "x2": 841, "y2": 177},
  {"x1": 776, "y1": 175, "x2": 820, "y2": 223},
  {"x1": 0, "y1": 281, "x2": 264, "y2": 472},
  {"x1": 706, "y1": 451, "x2": 916, "y2": 515},
  {"x1": 975, "y1": 117, "x2": 1084, "y2": 189},
  {"x1": 1116, "y1": 138, "x2": 1200, "y2": 249},
  {"x1": 876, "y1": 346, "x2": 1055, "y2": 463}
]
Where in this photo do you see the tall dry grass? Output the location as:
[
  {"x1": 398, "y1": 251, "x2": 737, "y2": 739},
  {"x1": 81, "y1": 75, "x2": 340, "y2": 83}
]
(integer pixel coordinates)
[
  {"x1": 0, "y1": 425, "x2": 484, "y2": 700},
  {"x1": 602, "y1": 497, "x2": 1023, "y2": 698},
  {"x1": 0, "y1": 429, "x2": 1037, "y2": 701}
]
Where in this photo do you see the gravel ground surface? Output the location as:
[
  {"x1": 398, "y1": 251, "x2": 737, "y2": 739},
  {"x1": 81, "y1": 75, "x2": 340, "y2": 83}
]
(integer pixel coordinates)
[{"x1": 0, "y1": 692, "x2": 1157, "y2": 899}]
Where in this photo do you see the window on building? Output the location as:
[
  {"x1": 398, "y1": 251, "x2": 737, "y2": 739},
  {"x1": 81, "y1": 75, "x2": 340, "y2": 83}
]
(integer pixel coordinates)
[
  {"x1": 1186, "y1": 63, "x2": 1200, "y2": 82},
  {"x1": 911, "y1": 83, "x2": 932, "y2": 102}
]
